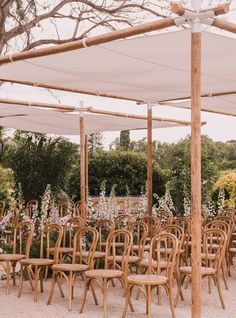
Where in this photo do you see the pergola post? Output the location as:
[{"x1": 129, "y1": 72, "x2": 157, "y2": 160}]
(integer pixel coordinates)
[
  {"x1": 79, "y1": 108, "x2": 86, "y2": 221},
  {"x1": 191, "y1": 0, "x2": 202, "y2": 317},
  {"x1": 85, "y1": 135, "x2": 89, "y2": 205},
  {"x1": 147, "y1": 103, "x2": 153, "y2": 215}
]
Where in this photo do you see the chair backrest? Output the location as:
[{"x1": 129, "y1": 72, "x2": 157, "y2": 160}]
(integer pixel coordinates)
[
  {"x1": 57, "y1": 202, "x2": 71, "y2": 217},
  {"x1": 140, "y1": 216, "x2": 161, "y2": 239},
  {"x1": 204, "y1": 220, "x2": 229, "y2": 233},
  {"x1": 105, "y1": 229, "x2": 133, "y2": 273},
  {"x1": 13, "y1": 221, "x2": 34, "y2": 258},
  {"x1": 149, "y1": 232, "x2": 178, "y2": 280},
  {"x1": 72, "y1": 227, "x2": 98, "y2": 268},
  {"x1": 95, "y1": 219, "x2": 115, "y2": 250},
  {"x1": 63, "y1": 216, "x2": 84, "y2": 247},
  {"x1": 173, "y1": 216, "x2": 191, "y2": 235},
  {"x1": 25, "y1": 199, "x2": 38, "y2": 218},
  {"x1": 40, "y1": 223, "x2": 63, "y2": 262},
  {"x1": 161, "y1": 224, "x2": 185, "y2": 251},
  {"x1": 217, "y1": 211, "x2": 235, "y2": 222},
  {"x1": 128, "y1": 221, "x2": 148, "y2": 258},
  {"x1": 157, "y1": 211, "x2": 173, "y2": 226},
  {"x1": 114, "y1": 214, "x2": 132, "y2": 230},
  {"x1": 201, "y1": 228, "x2": 227, "y2": 270}
]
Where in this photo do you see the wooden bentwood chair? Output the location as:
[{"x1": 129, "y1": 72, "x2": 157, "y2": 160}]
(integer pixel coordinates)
[
  {"x1": 0, "y1": 221, "x2": 34, "y2": 294},
  {"x1": 177, "y1": 228, "x2": 227, "y2": 309},
  {"x1": 47, "y1": 227, "x2": 98, "y2": 311},
  {"x1": 18, "y1": 223, "x2": 63, "y2": 301},
  {"x1": 122, "y1": 232, "x2": 178, "y2": 318},
  {"x1": 80, "y1": 229, "x2": 133, "y2": 318}
]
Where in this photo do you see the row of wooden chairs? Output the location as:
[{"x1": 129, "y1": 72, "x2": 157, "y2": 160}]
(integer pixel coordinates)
[{"x1": 0, "y1": 209, "x2": 235, "y2": 318}]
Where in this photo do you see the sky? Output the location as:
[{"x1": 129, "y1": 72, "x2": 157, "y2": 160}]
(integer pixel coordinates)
[{"x1": 1, "y1": 1, "x2": 236, "y2": 148}]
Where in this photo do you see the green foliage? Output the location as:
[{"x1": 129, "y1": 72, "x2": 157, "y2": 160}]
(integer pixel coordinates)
[
  {"x1": 167, "y1": 136, "x2": 219, "y2": 213},
  {"x1": 3, "y1": 132, "x2": 78, "y2": 202},
  {"x1": 213, "y1": 172, "x2": 236, "y2": 208},
  {"x1": 67, "y1": 150, "x2": 166, "y2": 200},
  {"x1": 214, "y1": 140, "x2": 236, "y2": 170},
  {"x1": 0, "y1": 165, "x2": 15, "y2": 205},
  {"x1": 88, "y1": 133, "x2": 103, "y2": 154},
  {"x1": 120, "y1": 130, "x2": 131, "y2": 151}
]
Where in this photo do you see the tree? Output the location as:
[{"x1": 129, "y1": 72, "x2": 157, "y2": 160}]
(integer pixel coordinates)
[
  {"x1": 3, "y1": 131, "x2": 78, "y2": 202},
  {"x1": 168, "y1": 135, "x2": 219, "y2": 212},
  {"x1": 0, "y1": 1, "x2": 168, "y2": 55},
  {"x1": 119, "y1": 130, "x2": 130, "y2": 151},
  {"x1": 88, "y1": 133, "x2": 103, "y2": 154}
]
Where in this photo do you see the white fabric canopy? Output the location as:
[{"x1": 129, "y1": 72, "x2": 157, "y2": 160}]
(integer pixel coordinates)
[
  {"x1": 1, "y1": 30, "x2": 236, "y2": 103},
  {"x1": 0, "y1": 104, "x2": 184, "y2": 135},
  {"x1": 162, "y1": 94, "x2": 236, "y2": 117}
]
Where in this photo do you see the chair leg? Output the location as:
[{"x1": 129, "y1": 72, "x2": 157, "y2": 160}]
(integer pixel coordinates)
[
  {"x1": 122, "y1": 283, "x2": 132, "y2": 318},
  {"x1": 80, "y1": 278, "x2": 90, "y2": 313},
  {"x1": 221, "y1": 262, "x2": 228, "y2": 290},
  {"x1": 5, "y1": 261, "x2": 11, "y2": 295},
  {"x1": 91, "y1": 281, "x2": 99, "y2": 306},
  {"x1": 103, "y1": 278, "x2": 109, "y2": 318},
  {"x1": 68, "y1": 271, "x2": 73, "y2": 311},
  {"x1": 12, "y1": 262, "x2": 16, "y2": 286},
  {"x1": 40, "y1": 269, "x2": 44, "y2": 293},
  {"x1": 34, "y1": 266, "x2": 39, "y2": 302},
  {"x1": 18, "y1": 264, "x2": 24, "y2": 298},
  {"x1": 57, "y1": 273, "x2": 65, "y2": 298},
  {"x1": 146, "y1": 285, "x2": 152, "y2": 318},
  {"x1": 214, "y1": 274, "x2": 225, "y2": 309},
  {"x1": 47, "y1": 271, "x2": 57, "y2": 305},
  {"x1": 164, "y1": 283, "x2": 176, "y2": 318}
]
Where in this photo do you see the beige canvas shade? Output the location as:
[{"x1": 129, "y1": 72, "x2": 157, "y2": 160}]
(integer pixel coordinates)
[
  {"x1": 0, "y1": 103, "x2": 185, "y2": 135},
  {"x1": 1, "y1": 29, "x2": 236, "y2": 103},
  {"x1": 161, "y1": 94, "x2": 236, "y2": 117}
]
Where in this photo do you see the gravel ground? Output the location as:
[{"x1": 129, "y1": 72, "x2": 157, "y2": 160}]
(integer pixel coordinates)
[{"x1": 0, "y1": 263, "x2": 236, "y2": 318}]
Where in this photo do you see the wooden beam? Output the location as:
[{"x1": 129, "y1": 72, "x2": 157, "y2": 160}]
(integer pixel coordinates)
[
  {"x1": 0, "y1": 17, "x2": 176, "y2": 66},
  {"x1": 212, "y1": 18, "x2": 236, "y2": 34},
  {"x1": 147, "y1": 104, "x2": 153, "y2": 215},
  {"x1": 88, "y1": 107, "x2": 192, "y2": 125},
  {"x1": 0, "y1": 96, "x2": 75, "y2": 111},
  {"x1": 0, "y1": 96, "x2": 193, "y2": 125},
  {"x1": 171, "y1": 2, "x2": 229, "y2": 16},
  {"x1": 80, "y1": 115, "x2": 86, "y2": 221},
  {"x1": 159, "y1": 102, "x2": 236, "y2": 118},
  {"x1": 191, "y1": 31, "x2": 202, "y2": 318},
  {"x1": 159, "y1": 90, "x2": 236, "y2": 103},
  {"x1": 0, "y1": 78, "x2": 141, "y2": 103}
]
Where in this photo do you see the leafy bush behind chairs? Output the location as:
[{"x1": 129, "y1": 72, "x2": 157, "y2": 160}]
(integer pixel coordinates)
[
  {"x1": 3, "y1": 132, "x2": 79, "y2": 203},
  {"x1": 67, "y1": 150, "x2": 166, "y2": 200}
]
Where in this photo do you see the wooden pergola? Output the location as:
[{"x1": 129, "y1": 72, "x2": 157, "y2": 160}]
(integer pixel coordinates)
[{"x1": 0, "y1": 1, "x2": 235, "y2": 317}]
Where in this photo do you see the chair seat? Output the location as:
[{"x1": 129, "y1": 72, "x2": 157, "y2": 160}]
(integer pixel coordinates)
[
  {"x1": 128, "y1": 274, "x2": 167, "y2": 285},
  {"x1": 201, "y1": 253, "x2": 216, "y2": 260},
  {"x1": 59, "y1": 247, "x2": 74, "y2": 253},
  {"x1": 0, "y1": 253, "x2": 25, "y2": 262},
  {"x1": 107, "y1": 255, "x2": 139, "y2": 263},
  {"x1": 99, "y1": 242, "x2": 124, "y2": 248},
  {"x1": 85, "y1": 269, "x2": 123, "y2": 279},
  {"x1": 133, "y1": 244, "x2": 150, "y2": 251},
  {"x1": 78, "y1": 251, "x2": 105, "y2": 259},
  {"x1": 180, "y1": 266, "x2": 216, "y2": 275},
  {"x1": 20, "y1": 258, "x2": 55, "y2": 266},
  {"x1": 52, "y1": 263, "x2": 88, "y2": 272},
  {"x1": 139, "y1": 259, "x2": 167, "y2": 269}
]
